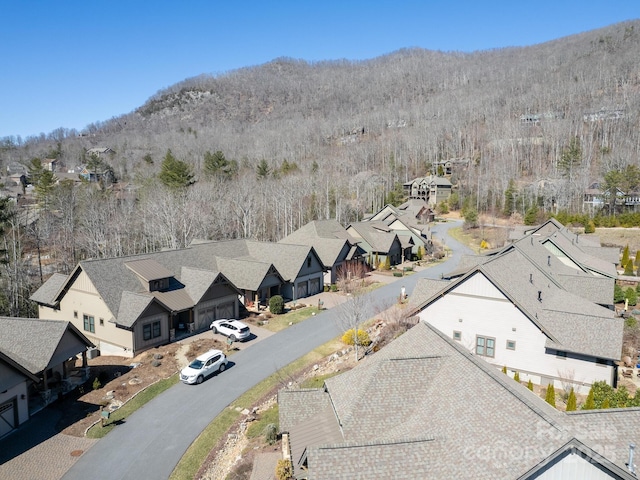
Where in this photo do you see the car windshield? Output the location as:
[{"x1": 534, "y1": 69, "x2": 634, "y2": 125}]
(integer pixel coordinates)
[{"x1": 189, "y1": 359, "x2": 204, "y2": 369}]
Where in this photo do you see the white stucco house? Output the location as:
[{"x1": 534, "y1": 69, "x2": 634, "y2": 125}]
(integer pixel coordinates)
[{"x1": 409, "y1": 239, "x2": 622, "y2": 394}]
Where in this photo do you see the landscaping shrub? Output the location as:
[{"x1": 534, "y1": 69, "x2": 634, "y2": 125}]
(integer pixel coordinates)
[
  {"x1": 545, "y1": 384, "x2": 556, "y2": 408},
  {"x1": 93, "y1": 377, "x2": 101, "y2": 390},
  {"x1": 513, "y1": 371, "x2": 520, "y2": 382},
  {"x1": 566, "y1": 389, "x2": 577, "y2": 411},
  {"x1": 614, "y1": 284, "x2": 625, "y2": 303},
  {"x1": 625, "y1": 287, "x2": 638, "y2": 306},
  {"x1": 264, "y1": 423, "x2": 278, "y2": 445},
  {"x1": 341, "y1": 328, "x2": 371, "y2": 347},
  {"x1": 330, "y1": 284, "x2": 338, "y2": 292},
  {"x1": 269, "y1": 295, "x2": 285, "y2": 314},
  {"x1": 275, "y1": 459, "x2": 293, "y2": 480}
]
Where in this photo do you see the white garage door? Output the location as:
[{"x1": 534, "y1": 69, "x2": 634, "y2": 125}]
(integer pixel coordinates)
[{"x1": 0, "y1": 400, "x2": 16, "y2": 438}]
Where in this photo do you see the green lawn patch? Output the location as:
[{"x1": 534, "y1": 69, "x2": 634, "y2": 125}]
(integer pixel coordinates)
[{"x1": 259, "y1": 306, "x2": 321, "y2": 332}]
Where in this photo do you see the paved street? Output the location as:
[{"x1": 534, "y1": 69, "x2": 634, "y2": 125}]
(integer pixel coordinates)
[{"x1": 2, "y1": 220, "x2": 468, "y2": 480}]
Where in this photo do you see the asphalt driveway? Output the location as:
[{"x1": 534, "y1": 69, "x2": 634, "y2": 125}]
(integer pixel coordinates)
[{"x1": 56, "y1": 220, "x2": 469, "y2": 480}]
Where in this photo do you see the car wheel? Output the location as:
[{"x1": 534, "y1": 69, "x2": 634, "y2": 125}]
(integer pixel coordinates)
[
  {"x1": 196, "y1": 375, "x2": 203, "y2": 384},
  {"x1": 212, "y1": 327, "x2": 218, "y2": 334},
  {"x1": 229, "y1": 335, "x2": 236, "y2": 342},
  {"x1": 219, "y1": 363, "x2": 226, "y2": 373}
]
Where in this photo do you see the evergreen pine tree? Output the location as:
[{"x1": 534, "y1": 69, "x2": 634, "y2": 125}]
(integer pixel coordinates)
[
  {"x1": 566, "y1": 388, "x2": 577, "y2": 411},
  {"x1": 602, "y1": 397, "x2": 610, "y2": 409},
  {"x1": 545, "y1": 384, "x2": 556, "y2": 408},
  {"x1": 513, "y1": 371, "x2": 520, "y2": 382},
  {"x1": 158, "y1": 149, "x2": 194, "y2": 189},
  {"x1": 502, "y1": 366, "x2": 507, "y2": 374},
  {"x1": 625, "y1": 259, "x2": 635, "y2": 276},
  {"x1": 527, "y1": 379, "x2": 534, "y2": 391},
  {"x1": 635, "y1": 250, "x2": 640, "y2": 267},
  {"x1": 622, "y1": 245, "x2": 630, "y2": 267},
  {"x1": 582, "y1": 386, "x2": 595, "y2": 410},
  {"x1": 384, "y1": 256, "x2": 391, "y2": 270}
]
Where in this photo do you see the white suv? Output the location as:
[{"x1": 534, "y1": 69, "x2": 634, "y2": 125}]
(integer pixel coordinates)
[
  {"x1": 180, "y1": 349, "x2": 228, "y2": 384},
  {"x1": 210, "y1": 319, "x2": 251, "y2": 342}
]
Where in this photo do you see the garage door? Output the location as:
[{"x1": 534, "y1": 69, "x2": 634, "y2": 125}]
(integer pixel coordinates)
[
  {"x1": 296, "y1": 282, "x2": 308, "y2": 299},
  {"x1": 0, "y1": 400, "x2": 17, "y2": 438},
  {"x1": 309, "y1": 278, "x2": 321, "y2": 295},
  {"x1": 197, "y1": 307, "x2": 215, "y2": 331},
  {"x1": 217, "y1": 302, "x2": 234, "y2": 319}
]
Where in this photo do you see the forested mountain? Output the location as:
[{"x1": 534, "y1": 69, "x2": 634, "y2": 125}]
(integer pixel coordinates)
[{"x1": 0, "y1": 20, "x2": 639, "y2": 277}]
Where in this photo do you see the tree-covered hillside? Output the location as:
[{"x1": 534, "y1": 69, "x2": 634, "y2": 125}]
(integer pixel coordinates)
[{"x1": 0, "y1": 20, "x2": 639, "y2": 254}]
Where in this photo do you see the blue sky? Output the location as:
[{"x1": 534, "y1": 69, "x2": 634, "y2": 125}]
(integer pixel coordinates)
[{"x1": 1, "y1": 1, "x2": 638, "y2": 139}]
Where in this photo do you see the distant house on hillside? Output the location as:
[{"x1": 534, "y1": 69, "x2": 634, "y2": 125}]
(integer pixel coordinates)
[
  {"x1": 85, "y1": 147, "x2": 115, "y2": 158},
  {"x1": 403, "y1": 175, "x2": 452, "y2": 207}
]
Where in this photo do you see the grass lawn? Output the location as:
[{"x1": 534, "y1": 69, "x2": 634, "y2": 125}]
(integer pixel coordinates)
[{"x1": 259, "y1": 305, "x2": 322, "y2": 332}]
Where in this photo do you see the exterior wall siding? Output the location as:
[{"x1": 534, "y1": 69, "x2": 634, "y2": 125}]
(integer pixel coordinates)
[
  {"x1": 533, "y1": 452, "x2": 621, "y2": 480},
  {"x1": 419, "y1": 274, "x2": 614, "y2": 394}
]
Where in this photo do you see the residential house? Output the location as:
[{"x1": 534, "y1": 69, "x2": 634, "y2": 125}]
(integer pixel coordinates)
[
  {"x1": 409, "y1": 240, "x2": 622, "y2": 393},
  {"x1": 346, "y1": 221, "x2": 406, "y2": 268},
  {"x1": 507, "y1": 217, "x2": 621, "y2": 268},
  {"x1": 0, "y1": 318, "x2": 93, "y2": 437},
  {"x1": 402, "y1": 175, "x2": 452, "y2": 207},
  {"x1": 362, "y1": 200, "x2": 433, "y2": 258},
  {"x1": 30, "y1": 239, "x2": 324, "y2": 357},
  {"x1": 278, "y1": 220, "x2": 365, "y2": 286},
  {"x1": 85, "y1": 147, "x2": 115, "y2": 158},
  {"x1": 279, "y1": 320, "x2": 640, "y2": 479},
  {"x1": 41, "y1": 158, "x2": 57, "y2": 172},
  {"x1": 189, "y1": 239, "x2": 325, "y2": 302},
  {"x1": 31, "y1": 252, "x2": 243, "y2": 357}
]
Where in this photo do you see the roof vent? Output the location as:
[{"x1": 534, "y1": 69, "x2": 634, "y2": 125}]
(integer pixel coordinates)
[
  {"x1": 628, "y1": 443, "x2": 636, "y2": 474},
  {"x1": 529, "y1": 273, "x2": 533, "y2": 284},
  {"x1": 547, "y1": 255, "x2": 551, "y2": 267},
  {"x1": 538, "y1": 291, "x2": 542, "y2": 302}
]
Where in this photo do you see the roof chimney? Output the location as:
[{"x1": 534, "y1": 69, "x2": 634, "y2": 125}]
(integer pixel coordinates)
[
  {"x1": 628, "y1": 443, "x2": 636, "y2": 474},
  {"x1": 538, "y1": 291, "x2": 542, "y2": 302}
]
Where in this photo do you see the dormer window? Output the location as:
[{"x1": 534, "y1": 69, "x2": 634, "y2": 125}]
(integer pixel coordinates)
[{"x1": 150, "y1": 278, "x2": 169, "y2": 292}]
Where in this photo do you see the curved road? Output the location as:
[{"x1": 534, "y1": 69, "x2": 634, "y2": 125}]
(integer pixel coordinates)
[{"x1": 62, "y1": 220, "x2": 470, "y2": 480}]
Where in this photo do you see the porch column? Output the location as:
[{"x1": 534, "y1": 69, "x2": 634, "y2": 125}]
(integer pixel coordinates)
[{"x1": 81, "y1": 350, "x2": 88, "y2": 368}]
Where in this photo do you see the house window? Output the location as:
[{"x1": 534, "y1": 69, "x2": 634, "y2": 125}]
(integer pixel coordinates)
[
  {"x1": 506, "y1": 340, "x2": 516, "y2": 350},
  {"x1": 476, "y1": 335, "x2": 495, "y2": 358},
  {"x1": 143, "y1": 321, "x2": 162, "y2": 341},
  {"x1": 83, "y1": 315, "x2": 95, "y2": 333},
  {"x1": 453, "y1": 331, "x2": 462, "y2": 341}
]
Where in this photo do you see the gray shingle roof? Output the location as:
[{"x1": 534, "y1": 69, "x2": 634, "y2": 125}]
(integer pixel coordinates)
[
  {"x1": 412, "y1": 245, "x2": 622, "y2": 360},
  {"x1": 281, "y1": 321, "x2": 639, "y2": 479},
  {"x1": 30, "y1": 238, "x2": 305, "y2": 328},
  {"x1": 279, "y1": 220, "x2": 357, "y2": 268},
  {"x1": 347, "y1": 222, "x2": 398, "y2": 252},
  {"x1": 0, "y1": 317, "x2": 93, "y2": 374},
  {"x1": 29, "y1": 273, "x2": 68, "y2": 306}
]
